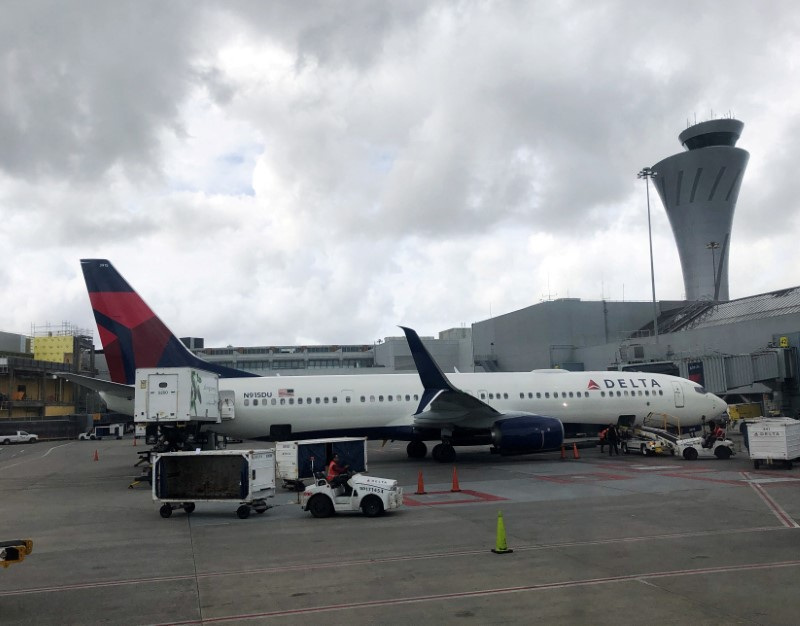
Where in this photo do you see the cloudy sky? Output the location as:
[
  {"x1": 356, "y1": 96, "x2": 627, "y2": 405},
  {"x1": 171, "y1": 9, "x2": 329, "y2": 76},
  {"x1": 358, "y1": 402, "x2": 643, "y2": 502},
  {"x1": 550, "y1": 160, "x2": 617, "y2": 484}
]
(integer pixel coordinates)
[{"x1": 2, "y1": 1, "x2": 799, "y2": 347}]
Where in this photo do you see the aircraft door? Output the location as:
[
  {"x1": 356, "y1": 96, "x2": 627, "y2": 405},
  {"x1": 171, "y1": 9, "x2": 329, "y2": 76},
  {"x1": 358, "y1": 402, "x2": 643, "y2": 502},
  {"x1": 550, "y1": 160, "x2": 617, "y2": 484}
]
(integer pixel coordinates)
[
  {"x1": 219, "y1": 390, "x2": 235, "y2": 421},
  {"x1": 672, "y1": 382, "x2": 685, "y2": 408}
]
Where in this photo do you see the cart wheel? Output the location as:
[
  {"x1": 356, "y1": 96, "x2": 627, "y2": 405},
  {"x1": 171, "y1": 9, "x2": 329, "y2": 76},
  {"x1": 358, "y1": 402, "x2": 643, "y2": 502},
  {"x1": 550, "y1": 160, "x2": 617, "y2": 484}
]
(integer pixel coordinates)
[
  {"x1": 182, "y1": 502, "x2": 196, "y2": 514},
  {"x1": 714, "y1": 446, "x2": 732, "y2": 460},
  {"x1": 307, "y1": 494, "x2": 334, "y2": 518},
  {"x1": 362, "y1": 495, "x2": 384, "y2": 518},
  {"x1": 683, "y1": 447, "x2": 698, "y2": 461},
  {"x1": 236, "y1": 505, "x2": 250, "y2": 519},
  {"x1": 159, "y1": 504, "x2": 173, "y2": 518}
]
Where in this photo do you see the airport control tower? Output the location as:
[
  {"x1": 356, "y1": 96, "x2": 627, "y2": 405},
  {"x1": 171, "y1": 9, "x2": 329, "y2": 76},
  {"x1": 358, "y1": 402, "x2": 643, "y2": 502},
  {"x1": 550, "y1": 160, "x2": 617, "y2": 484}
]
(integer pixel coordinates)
[{"x1": 652, "y1": 118, "x2": 749, "y2": 301}]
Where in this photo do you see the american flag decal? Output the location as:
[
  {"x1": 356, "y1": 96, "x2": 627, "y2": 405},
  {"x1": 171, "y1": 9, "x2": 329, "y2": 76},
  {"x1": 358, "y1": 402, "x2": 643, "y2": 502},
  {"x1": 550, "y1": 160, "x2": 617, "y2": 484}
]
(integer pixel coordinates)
[{"x1": 278, "y1": 388, "x2": 295, "y2": 397}]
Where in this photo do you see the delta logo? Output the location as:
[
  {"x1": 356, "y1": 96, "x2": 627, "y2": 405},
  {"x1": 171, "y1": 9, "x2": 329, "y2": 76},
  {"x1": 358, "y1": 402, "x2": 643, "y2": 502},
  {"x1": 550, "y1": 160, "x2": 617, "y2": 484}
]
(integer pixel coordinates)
[{"x1": 587, "y1": 378, "x2": 662, "y2": 390}]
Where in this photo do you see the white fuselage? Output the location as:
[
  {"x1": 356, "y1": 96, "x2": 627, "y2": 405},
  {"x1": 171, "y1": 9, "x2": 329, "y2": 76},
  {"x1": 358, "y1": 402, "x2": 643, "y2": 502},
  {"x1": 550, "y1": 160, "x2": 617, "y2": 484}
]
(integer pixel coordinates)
[{"x1": 109, "y1": 370, "x2": 726, "y2": 441}]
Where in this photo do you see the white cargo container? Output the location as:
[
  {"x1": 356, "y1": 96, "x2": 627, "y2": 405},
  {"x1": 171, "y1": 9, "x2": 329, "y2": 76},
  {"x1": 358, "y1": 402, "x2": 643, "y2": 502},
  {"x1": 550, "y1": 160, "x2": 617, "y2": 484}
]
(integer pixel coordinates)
[
  {"x1": 134, "y1": 367, "x2": 220, "y2": 423},
  {"x1": 275, "y1": 437, "x2": 368, "y2": 491},
  {"x1": 746, "y1": 417, "x2": 800, "y2": 469},
  {"x1": 152, "y1": 449, "x2": 276, "y2": 518}
]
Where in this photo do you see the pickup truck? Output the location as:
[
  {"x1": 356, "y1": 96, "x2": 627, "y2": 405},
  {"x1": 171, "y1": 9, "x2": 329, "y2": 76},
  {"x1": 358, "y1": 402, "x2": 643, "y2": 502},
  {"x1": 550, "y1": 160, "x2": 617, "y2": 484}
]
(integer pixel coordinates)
[{"x1": 1, "y1": 431, "x2": 39, "y2": 445}]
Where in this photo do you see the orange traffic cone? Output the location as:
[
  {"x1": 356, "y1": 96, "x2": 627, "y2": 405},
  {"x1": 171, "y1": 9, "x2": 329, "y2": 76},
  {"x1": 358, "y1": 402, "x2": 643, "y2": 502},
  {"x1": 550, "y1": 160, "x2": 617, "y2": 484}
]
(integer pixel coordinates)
[
  {"x1": 451, "y1": 466, "x2": 461, "y2": 492},
  {"x1": 93, "y1": 449, "x2": 99, "y2": 462},
  {"x1": 573, "y1": 443, "x2": 580, "y2": 459},
  {"x1": 415, "y1": 470, "x2": 427, "y2": 495},
  {"x1": 560, "y1": 445, "x2": 567, "y2": 460}
]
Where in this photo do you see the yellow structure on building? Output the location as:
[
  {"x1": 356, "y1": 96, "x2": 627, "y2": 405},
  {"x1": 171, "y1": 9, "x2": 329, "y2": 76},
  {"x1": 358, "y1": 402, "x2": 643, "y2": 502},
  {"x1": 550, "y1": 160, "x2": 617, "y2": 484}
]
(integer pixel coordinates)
[{"x1": 34, "y1": 335, "x2": 75, "y2": 364}]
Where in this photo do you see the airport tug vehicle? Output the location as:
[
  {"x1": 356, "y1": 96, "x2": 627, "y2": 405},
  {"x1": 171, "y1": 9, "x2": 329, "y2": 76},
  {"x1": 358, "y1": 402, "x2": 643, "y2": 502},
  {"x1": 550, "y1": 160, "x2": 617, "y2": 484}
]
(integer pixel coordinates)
[
  {"x1": 301, "y1": 472, "x2": 403, "y2": 518},
  {"x1": 675, "y1": 435, "x2": 735, "y2": 460}
]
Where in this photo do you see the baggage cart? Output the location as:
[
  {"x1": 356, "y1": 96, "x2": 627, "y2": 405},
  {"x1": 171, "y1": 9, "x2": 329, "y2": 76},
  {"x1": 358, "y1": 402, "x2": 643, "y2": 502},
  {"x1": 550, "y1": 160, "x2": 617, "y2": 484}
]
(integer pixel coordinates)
[
  {"x1": 153, "y1": 449, "x2": 275, "y2": 519},
  {"x1": 745, "y1": 417, "x2": 800, "y2": 469}
]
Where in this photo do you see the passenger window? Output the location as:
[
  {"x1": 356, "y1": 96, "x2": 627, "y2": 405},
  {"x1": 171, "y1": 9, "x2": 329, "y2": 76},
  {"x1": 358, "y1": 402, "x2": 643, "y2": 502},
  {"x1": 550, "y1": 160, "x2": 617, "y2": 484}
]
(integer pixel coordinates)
[
  {"x1": 324, "y1": 397, "x2": 329, "y2": 404},
  {"x1": 379, "y1": 395, "x2": 384, "y2": 402},
  {"x1": 271, "y1": 399, "x2": 277, "y2": 405},
  {"x1": 536, "y1": 392, "x2": 541, "y2": 399},
  {"x1": 333, "y1": 397, "x2": 338, "y2": 403},
  {"x1": 280, "y1": 399, "x2": 285, "y2": 405},
  {"x1": 545, "y1": 392, "x2": 550, "y2": 398},
  {"x1": 244, "y1": 399, "x2": 250, "y2": 406},
  {"x1": 345, "y1": 397, "x2": 350, "y2": 403},
  {"x1": 315, "y1": 398, "x2": 321, "y2": 404},
  {"x1": 414, "y1": 394, "x2": 419, "y2": 401},
  {"x1": 253, "y1": 399, "x2": 259, "y2": 406},
  {"x1": 503, "y1": 393, "x2": 508, "y2": 399},
  {"x1": 360, "y1": 396, "x2": 366, "y2": 402},
  {"x1": 298, "y1": 398, "x2": 303, "y2": 405},
  {"x1": 289, "y1": 398, "x2": 294, "y2": 405},
  {"x1": 600, "y1": 392, "x2": 605, "y2": 398},
  {"x1": 388, "y1": 395, "x2": 393, "y2": 401},
  {"x1": 568, "y1": 392, "x2": 573, "y2": 398},
  {"x1": 405, "y1": 394, "x2": 410, "y2": 401}
]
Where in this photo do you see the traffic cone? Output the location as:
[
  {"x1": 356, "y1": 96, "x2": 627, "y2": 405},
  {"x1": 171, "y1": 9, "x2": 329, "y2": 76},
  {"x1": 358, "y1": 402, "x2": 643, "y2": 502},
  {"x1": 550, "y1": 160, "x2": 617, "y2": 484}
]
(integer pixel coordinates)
[
  {"x1": 451, "y1": 466, "x2": 461, "y2": 492},
  {"x1": 93, "y1": 449, "x2": 99, "y2": 462},
  {"x1": 415, "y1": 470, "x2": 427, "y2": 495},
  {"x1": 491, "y1": 510, "x2": 513, "y2": 554},
  {"x1": 573, "y1": 443, "x2": 580, "y2": 459},
  {"x1": 560, "y1": 445, "x2": 566, "y2": 460}
]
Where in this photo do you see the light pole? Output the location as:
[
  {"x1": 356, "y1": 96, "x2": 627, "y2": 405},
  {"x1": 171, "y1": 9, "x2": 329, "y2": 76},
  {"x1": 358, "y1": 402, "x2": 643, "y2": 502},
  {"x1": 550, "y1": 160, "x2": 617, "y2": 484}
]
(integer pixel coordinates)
[
  {"x1": 637, "y1": 167, "x2": 658, "y2": 342},
  {"x1": 706, "y1": 241, "x2": 720, "y2": 300}
]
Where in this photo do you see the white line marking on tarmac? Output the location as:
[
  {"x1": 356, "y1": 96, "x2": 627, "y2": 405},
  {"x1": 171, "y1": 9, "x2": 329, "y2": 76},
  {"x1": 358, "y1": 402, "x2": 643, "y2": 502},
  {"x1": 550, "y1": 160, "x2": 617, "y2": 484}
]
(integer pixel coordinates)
[
  {"x1": 1, "y1": 525, "x2": 792, "y2": 598},
  {"x1": 0, "y1": 442, "x2": 71, "y2": 469},
  {"x1": 156, "y1": 559, "x2": 800, "y2": 624}
]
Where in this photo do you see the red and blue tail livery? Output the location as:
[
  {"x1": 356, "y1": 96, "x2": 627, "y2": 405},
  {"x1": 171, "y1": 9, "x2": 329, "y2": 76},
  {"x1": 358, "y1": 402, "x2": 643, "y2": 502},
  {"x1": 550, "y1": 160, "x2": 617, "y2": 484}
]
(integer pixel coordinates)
[{"x1": 80, "y1": 259, "x2": 257, "y2": 384}]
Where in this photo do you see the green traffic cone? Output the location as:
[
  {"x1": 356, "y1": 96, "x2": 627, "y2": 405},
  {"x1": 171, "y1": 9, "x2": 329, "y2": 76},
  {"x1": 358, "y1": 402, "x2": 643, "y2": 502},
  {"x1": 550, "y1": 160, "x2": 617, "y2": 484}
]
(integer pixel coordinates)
[{"x1": 491, "y1": 510, "x2": 513, "y2": 554}]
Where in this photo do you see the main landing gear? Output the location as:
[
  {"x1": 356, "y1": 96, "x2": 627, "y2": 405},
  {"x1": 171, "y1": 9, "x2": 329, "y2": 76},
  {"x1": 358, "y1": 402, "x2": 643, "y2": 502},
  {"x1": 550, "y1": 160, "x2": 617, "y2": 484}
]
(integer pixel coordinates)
[
  {"x1": 406, "y1": 440, "x2": 457, "y2": 462},
  {"x1": 406, "y1": 440, "x2": 427, "y2": 459}
]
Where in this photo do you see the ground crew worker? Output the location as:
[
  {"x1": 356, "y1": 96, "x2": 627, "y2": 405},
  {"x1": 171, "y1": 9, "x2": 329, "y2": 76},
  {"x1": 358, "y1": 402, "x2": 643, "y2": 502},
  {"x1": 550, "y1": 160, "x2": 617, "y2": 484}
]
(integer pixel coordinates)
[
  {"x1": 606, "y1": 424, "x2": 620, "y2": 456},
  {"x1": 326, "y1": 453, "x2": 350, "y2": 488},
  {"x1": 598, "y1": 427, "x2": 608, "y2": 453}
]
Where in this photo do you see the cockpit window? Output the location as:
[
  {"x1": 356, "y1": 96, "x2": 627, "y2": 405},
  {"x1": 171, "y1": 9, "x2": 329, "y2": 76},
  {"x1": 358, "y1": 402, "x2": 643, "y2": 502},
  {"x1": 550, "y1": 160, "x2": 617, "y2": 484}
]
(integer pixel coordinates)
[{"x1": 694, "y1": 386, "x2": 707, "y2": 394}]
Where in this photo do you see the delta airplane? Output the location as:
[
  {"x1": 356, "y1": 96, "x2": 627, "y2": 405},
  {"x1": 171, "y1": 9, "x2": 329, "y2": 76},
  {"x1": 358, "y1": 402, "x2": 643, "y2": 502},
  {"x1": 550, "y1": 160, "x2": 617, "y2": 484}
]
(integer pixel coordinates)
[{"x1": 61, "y1": 259, "x2": 728, "y2": 462}]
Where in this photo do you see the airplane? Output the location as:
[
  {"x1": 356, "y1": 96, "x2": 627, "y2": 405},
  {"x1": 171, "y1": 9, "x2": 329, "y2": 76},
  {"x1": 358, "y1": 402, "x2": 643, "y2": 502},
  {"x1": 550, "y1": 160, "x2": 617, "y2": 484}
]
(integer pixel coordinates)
[{"x1": 61, "y1": 259, "x2": 728, "y2": 462}]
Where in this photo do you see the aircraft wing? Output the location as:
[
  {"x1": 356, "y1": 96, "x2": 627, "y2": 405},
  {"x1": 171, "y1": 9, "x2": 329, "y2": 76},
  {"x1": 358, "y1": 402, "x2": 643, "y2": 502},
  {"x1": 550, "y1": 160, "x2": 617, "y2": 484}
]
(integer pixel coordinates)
[
  {"x1": 55, "y1": 372, "x2": 134, "y2": 401},
  {"x1": 400, "y1": 326, "x2": 501, "y2": 429}
]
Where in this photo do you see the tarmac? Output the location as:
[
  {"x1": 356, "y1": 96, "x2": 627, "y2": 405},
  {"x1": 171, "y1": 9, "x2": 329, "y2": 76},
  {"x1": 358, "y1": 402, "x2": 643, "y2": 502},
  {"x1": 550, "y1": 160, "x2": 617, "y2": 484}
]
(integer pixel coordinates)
[{"x1": 2, "y1": 433, "x2": 800, "y2": 625}]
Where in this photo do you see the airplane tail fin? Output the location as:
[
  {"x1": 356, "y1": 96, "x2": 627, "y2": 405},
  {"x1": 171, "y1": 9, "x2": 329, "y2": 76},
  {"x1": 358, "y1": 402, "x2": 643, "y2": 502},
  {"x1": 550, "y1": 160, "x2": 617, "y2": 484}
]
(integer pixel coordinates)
[{"x1": 80, "y1": 259, "x2": 256, "y2": 384}]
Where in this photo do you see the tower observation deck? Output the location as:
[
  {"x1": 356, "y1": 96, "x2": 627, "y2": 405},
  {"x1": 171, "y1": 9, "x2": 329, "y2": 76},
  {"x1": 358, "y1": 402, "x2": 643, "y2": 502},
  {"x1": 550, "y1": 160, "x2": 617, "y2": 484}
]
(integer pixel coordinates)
[{"x1": 652, "y1": 118, "x2": 749, "y2": 301}]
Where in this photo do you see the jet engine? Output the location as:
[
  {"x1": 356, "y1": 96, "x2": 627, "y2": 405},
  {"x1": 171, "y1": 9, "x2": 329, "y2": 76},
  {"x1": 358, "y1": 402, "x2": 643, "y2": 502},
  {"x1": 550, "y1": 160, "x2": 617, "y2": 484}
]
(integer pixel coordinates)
[{"x1": 491, "y1": 414, "x2": 564, "y2": 455}]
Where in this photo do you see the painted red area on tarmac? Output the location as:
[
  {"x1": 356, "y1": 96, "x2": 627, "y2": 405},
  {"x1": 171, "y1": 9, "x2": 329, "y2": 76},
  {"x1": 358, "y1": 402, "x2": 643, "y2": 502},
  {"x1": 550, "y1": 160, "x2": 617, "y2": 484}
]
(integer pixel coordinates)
[{"x1": 403, "y1": 489, "x2": 508, "y2": 506}]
